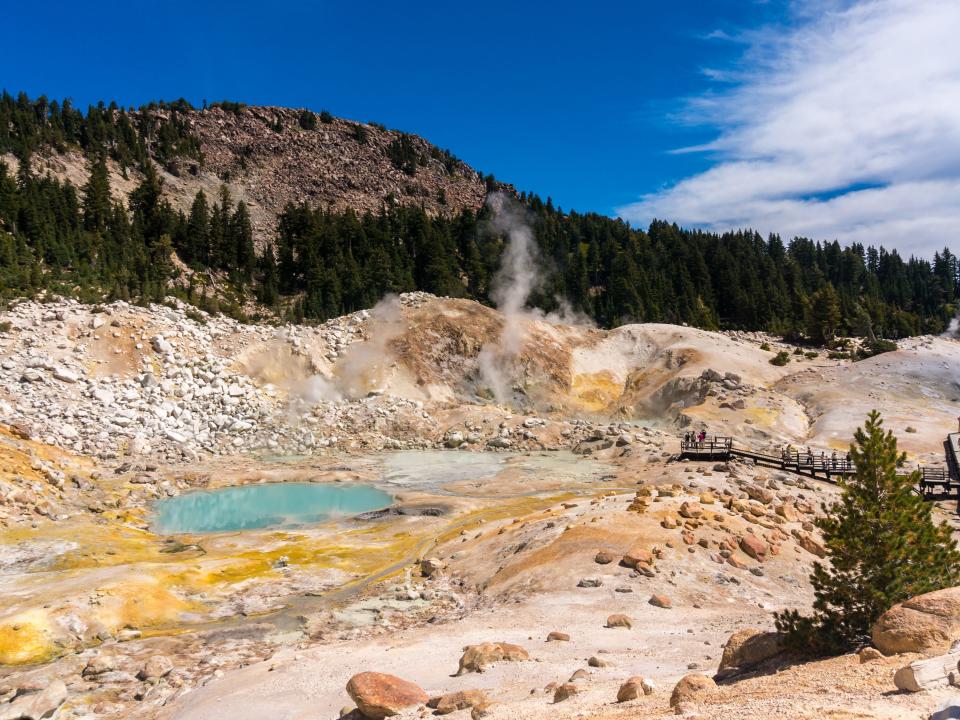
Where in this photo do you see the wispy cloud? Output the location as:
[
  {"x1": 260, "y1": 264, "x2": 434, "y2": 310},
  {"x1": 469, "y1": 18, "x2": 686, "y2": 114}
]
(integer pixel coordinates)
[{"x1": 618, "y1": 0, "x2": 960, "y2": 257}]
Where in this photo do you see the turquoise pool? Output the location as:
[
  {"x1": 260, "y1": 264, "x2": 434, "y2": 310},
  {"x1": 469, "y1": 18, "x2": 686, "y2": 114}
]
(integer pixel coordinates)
[{"x1": 153, "y1": 483, "x2": 392, "y2": 534}]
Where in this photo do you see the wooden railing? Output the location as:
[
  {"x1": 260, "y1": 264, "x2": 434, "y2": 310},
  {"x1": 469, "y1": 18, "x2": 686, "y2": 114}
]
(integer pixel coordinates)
[
  {"x1": 679, "y1": 433, "x2": 960, "y2": 500},
  {"x1": 679, "y1": 436, "x2": 733, "y2": 455}
]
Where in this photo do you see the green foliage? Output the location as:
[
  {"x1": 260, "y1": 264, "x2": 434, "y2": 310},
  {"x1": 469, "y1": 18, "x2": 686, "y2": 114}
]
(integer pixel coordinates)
[
  {"x1": 776, "y1": 411, "x2": 960, "y2": 655},
  {"x1": 319, "y1": 110, "x2": 333, "y2": 124},
  {"x1": 386, "y1": 133, "x2": 426, "y2": 175},
  {"x1": 805, "y1": 351, "x2": 819, "y2": 359},
  {"x1": 770, "y1": 351, "x2": 791, "y2": 366},
  {"x1": 298, "y1": 110, "x2": 317, "y2": 130},
  {"x1": 211, "y1": 100, "x2": 246, "y2": 115},
  {"x1": 760, "y1": 342, "x2": 771, "y2": 351},
  {"x1": 0, "y1": 91, "x2": 203, "y2": 172},
  {"x1": 807, "y1": 284, "x2": 841, "y2": 343},
  {"x1": 857, "y1": 338, "x2": 898, "y2": 360},
  {"x1": 0, "y1": 321, "x2": 10, "y2": 333},
  {"x1": 351, "y1": 124, "x2": 368, "y2": 144}
]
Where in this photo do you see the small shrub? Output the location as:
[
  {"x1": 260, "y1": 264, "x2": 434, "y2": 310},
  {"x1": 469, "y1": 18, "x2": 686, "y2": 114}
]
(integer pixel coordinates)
[
  {"x1": 804, "y1": 351, "x2": 819, "y2": 359},
  {"x1": 760, "y1": 342, "x2": 771, "y2": 351},
  {"x1": 793, "y1": 347, "x2": 805, "y2": 355},
  {"x1": 0, "y1": 320, "x2": 11, "y2": 333},
  {"x1": 352, "y1": 124, "x2": 368, "y2": 145},
  {"x1": 770, "y1": 351, "x2": 791, "y2": 366},
  {"x1": 857, "y1": 338, "x2": 898, "y2": 360},
  {"x1": 828, "y1": 351, "x2": 852, "y2": 360},
  {"x1": 319, "y1": 110, "x2": 333, "y2": 124},
  {"x1": 298, "y1": 110, "x2": 317, "y2": 130}
]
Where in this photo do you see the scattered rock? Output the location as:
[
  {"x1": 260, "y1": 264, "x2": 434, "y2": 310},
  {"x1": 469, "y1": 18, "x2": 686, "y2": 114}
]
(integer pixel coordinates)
[
  {"x1": 456, "y1": 643, "x2": 529, "y2": 675},
  {"x1": 617, "y1": 675, "x2": 654, "y2": 702},
  {"x1": 345, "y1": 672, "x2": 428, "y2": 719},
  {"x1": 606, "y1": 614, "x2": 633, "y2": 629},
  {"x1": 649, "y1": 594, "x2": 672, "y2": 609},
  {"x1": 670, "y1": 673, "x2": 716, "y2": 709},
  {"x1": 433, "y1": 690, "x2": 488, "y2": 715},
  {"x1": 553, "y1": 683, "x2": 581, "y2": 702}
]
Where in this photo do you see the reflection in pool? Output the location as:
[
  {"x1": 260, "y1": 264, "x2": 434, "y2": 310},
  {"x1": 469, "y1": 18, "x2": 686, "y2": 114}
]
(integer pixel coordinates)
[{"x1": 153, "y1": 483, "x2": 392, "y2": 534}]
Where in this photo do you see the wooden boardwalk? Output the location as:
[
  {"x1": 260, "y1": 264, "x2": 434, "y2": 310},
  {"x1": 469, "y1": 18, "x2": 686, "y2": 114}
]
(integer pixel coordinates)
[{"x1": 680, "y1": 434, "x2": 960, "y2": 500}]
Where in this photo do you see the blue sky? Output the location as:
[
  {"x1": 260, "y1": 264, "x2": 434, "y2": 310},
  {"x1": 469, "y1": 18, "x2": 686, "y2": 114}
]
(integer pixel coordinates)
[{"x1": 6, "y1": 1, "x2": 959, "y2": 255}]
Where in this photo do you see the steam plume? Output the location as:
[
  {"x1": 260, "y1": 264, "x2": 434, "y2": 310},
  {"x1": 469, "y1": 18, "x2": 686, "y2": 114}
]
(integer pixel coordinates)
[
  {"x1": 334, "y1": 294, "x2": 406, "y2": 399},
  {"x1": 477, "y1": 193, "x2": 541, "y2": 402}
]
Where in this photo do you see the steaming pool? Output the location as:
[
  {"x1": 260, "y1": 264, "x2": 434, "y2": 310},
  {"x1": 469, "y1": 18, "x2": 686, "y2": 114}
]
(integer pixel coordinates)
[
  {"x1": 153, "y1": 450, "x2": 607, "y2": 534},
  {"x1": 153, "y1": 483, "x2": 393, "y2": 534}
]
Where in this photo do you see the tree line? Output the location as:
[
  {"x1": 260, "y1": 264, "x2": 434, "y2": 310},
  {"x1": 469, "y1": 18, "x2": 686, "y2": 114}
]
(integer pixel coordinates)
[{"x1": 1, "y1": 86, "x2": 958, "y2": 338}]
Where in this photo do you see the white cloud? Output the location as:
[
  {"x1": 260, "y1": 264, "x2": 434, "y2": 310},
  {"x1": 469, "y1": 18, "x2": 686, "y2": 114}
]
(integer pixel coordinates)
[{"x1": 618, "y1": 0, "x2": 960, "y2": 257}]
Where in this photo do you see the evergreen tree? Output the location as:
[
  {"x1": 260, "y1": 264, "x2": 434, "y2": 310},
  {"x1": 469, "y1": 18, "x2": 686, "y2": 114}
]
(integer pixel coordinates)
[
  {"x1": 185, "y1": 190, "x2": 210, "y2": 265},
  {"x1": 81, "y1": 157, "x2": 112, "y2": 233},
  {"x1": 776, "y1": 411, "x2": 960, "y2": 654},
  {"x1": 230, "y1": 200, "x2": 255, "y2": 282},
  {"x1": 807, "y1": 284, "x2": 842, "y2": 343}
]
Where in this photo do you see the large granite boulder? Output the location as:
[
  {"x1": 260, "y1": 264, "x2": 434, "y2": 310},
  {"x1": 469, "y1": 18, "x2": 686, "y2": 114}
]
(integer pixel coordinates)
[{"x1": 872, "y1": 587, "x2": 960, "y2": 656}]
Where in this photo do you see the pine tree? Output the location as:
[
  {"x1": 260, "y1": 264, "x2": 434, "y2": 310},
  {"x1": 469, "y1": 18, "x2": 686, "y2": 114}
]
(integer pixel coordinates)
[
  {"x1": 81, "y1": 157, "x2": 112, "y2": 233},
  {"x1": 776, "y1": 411, "x2": 960, "y2": 654},
  {"x1": 230, "y1": 200, "x2": 254, "y2": 282},
  {"x1": 807, "y1": 284, "x2": 841, "y2": 343},
  {"x1": 185, "y1": 190, "x2": 210, "y2": 265}
]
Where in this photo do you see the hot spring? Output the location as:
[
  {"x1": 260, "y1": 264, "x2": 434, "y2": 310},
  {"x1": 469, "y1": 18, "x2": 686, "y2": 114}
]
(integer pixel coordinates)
[{"x1": 153, "y1": 483, "x2": 393, "y2": 534}]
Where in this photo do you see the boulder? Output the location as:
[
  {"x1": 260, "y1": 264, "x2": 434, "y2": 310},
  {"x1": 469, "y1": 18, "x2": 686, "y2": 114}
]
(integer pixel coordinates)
[
  {"x1": 433, "y1": 690, "x2": 488, "y2": 715},
  {"x1": 456, "y1": 642, "x2": 529, "y2": 675},
  {"x1": 345, "y1": 672, "x2": 428, "y2": 719},
  {"x1": 649, "y1": 594, "x2": 672, "y2": 609},
  {"x1": 621, "y1": 546, "x2": 654, "y2": 569},
  {"x1": 716, "y1": 629, "x2": 781, "y2": 677},
  {"x1": 594, "y1": 550, "x2": 616, "y2": 565},
  {"x1": 606, "y1": 614, "x2": 633, "y2": 629},
  {"x1": 670, "y1": 673, "x2": 716, "y2": 709},
  {"x1": 553, "y1": 683, "x2": 581, "y2": 702},
  {"x1": 739, "y1": 534, "x2": 768, "y2": 561},
  {"x1": 616, "y1": 676, "x2": 653, "y2": 702},
  {"x1": 873, "y1": 586, "x2": 960, "y2": 656},
  {"x1": 546, "y1": 631, "x2": 570, "y2": 642},
  {"x1": 419, "y1": 557, "x2": 445, "y2": 577}
]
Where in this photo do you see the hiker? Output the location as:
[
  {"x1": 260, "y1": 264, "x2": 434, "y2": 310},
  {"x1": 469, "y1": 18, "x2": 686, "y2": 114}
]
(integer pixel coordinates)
[
  {"x1": 831, "y1": 450, "x2": 837, "y2": 469},
  {"x1": 806, "y1": 447, "x2": 813, "y2": 465}
]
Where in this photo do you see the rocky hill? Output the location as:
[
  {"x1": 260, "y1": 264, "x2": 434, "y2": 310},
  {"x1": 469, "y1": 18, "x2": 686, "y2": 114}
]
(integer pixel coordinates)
[{"x1": 1, "y1": 103, "x2": 490, "y2": 245}]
